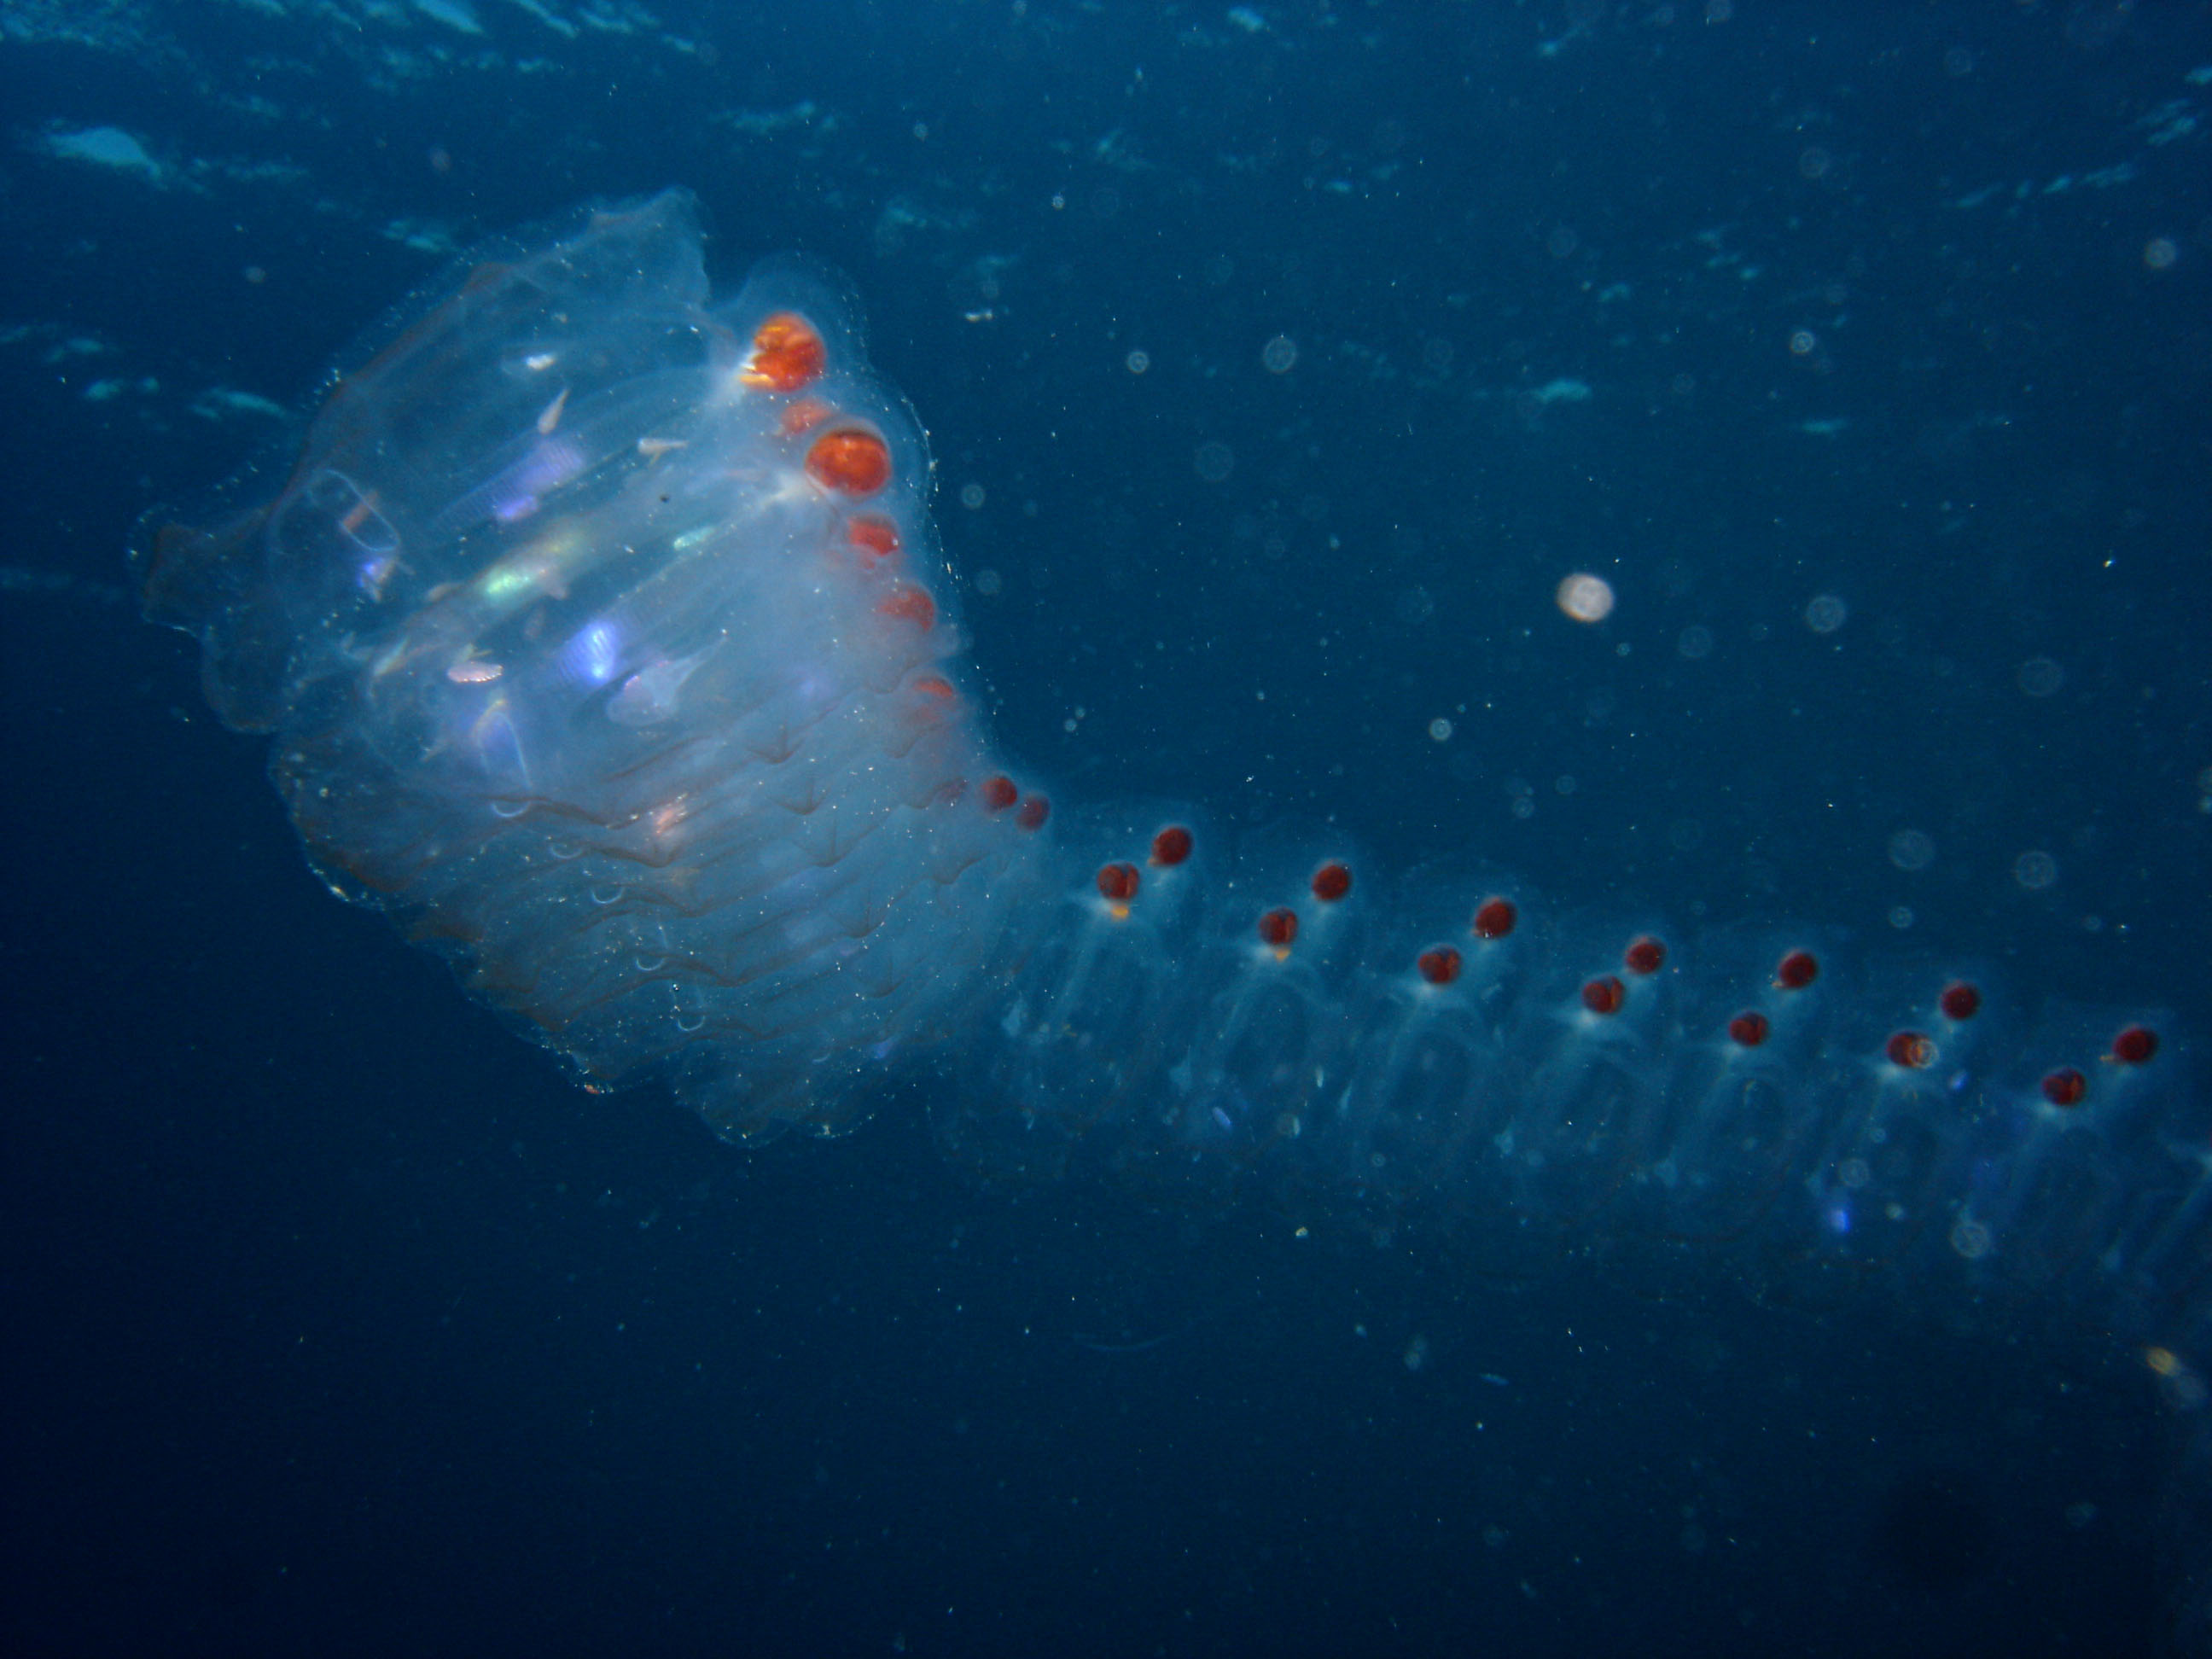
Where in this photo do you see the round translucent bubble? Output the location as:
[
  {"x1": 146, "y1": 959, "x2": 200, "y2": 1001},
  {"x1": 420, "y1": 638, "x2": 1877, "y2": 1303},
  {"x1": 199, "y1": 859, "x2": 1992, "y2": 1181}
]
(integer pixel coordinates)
[
  {"x1": 960, "y1": 482, "x2": 986, "y2": 509},
  {"x1": 1194, "y1": 441, "x2": 1235, "y2": 482},
  {"x1": 1556, "y1": 572, "x2": 1615, "y2": 623},
  {"x1": 1395, "y1": 585, "x2": 1435, "y2": 626},
  {"x1": 1789, "y1": 329, "x2": 1819, "y2": 356},
  {"x1": 1948, "y1": 1218, "x2": 1994, "y2": 1260},
  {"x1": 972, "y1": 567, "x2": 1004, "y2": 596},
  {"x1": 1125, "y1": 349, "x2": 1150, "y2": 374},
  {"x1": 1428, "y1": 717, "x2": 1452, "y2": 742},
  {"x1": 1261, "y1": 335, "x2": 1298, "y2": 374},
  {"x1": 590, "y1": 885, "x2": 624, "y2": 905},
  {"x1": 1888, "y1": 829, "x2": 1936, "y2": 870},
  {"x1": 2017, "y1": 655, "x2": 2064, "y2": 696},
  {"x1": 2013, "y1": 849, "x2": 2059, "y2": 890},
  {"x1": 1805, "y1": 593, "x2": 1848, "y2": 633},
  {"x1": 1888, "y1": 905, "x2": 1916, "y2": 931},
  {"x1": 1677, "y1": 624, "x2": 1714, "y2": 660}
]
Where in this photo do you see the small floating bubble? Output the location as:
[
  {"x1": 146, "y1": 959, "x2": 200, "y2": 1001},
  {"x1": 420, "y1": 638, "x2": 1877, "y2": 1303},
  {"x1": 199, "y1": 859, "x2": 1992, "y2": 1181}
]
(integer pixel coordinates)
[
  {"x1": 1888, "y1": 829, "x2": 1936, "y2": 870},
  {"x1": 1556, "y1": 572, "x2": 1615, "y2": 623}
]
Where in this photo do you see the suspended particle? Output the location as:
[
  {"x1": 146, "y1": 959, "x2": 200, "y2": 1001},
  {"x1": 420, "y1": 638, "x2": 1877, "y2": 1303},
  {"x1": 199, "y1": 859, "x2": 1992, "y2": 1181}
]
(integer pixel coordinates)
[
  {"x1": 1677, "y1": 624, "x2": 1714, "y2": 661},
  {"x1": 1261, "y1": 335, "x2": 1299, "y2": 374},
  {"x1": 1556, "y1": 572, "x2": 1615, "y2": 624},
  {"x1": 1428, "y1": 717, "x2": 1453, "y2": 742},
  {"x1": 1804, "y1": 593, "x2": 1848, "y2": 633},
  {"x1": 1888, "y1": 829, "x2": 1936, "y2": 871},
  {"x1": 2012, "y1": 850, "x2": 2059, "y2": 891},
  {"x1": 2017, "y1": 655, "x2": 2064, "y2": 696}
]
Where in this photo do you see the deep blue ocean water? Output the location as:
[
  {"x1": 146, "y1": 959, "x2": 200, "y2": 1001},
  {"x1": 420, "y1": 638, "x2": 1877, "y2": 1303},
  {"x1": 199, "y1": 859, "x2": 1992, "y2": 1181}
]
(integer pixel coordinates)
[{"x1": 3, "y1": 3, "x2": 2209, "y2": 1654}]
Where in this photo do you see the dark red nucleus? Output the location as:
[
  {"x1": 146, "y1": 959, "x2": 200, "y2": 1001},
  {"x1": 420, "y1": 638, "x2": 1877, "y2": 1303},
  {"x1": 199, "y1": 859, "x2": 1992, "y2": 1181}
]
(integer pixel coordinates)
[
  {"x1": 1310, "y1": 861, "x2": 1353, "y2": 904},
  {"x1": 1096, "y1": 862, "x2": 1139, "y2": 905},
  {"x1": 1886, "y1": 1030, "x2": 1936, "y2": 1070},
  {"x1": 1728, "y1": 1010, "x2": 1771, "y2": 1048},
  {"x1": 1150, "y1": 825, "x2": 1194, "y2": 867},
  {"x1": 1938, "y1": 981, "x2": 1982, "y2": 1022},
  {"x1": 1581, "y1": 975, "x2": 1626, "y2": 1016},
  {"x1": 1257, "y1": 908, "x2": 1299, "y2": 950},
  {"x1": 805, "y1": 425, "x2": 893, "y2": 497},
  {"x1": 1472, "y1": 897, "x2": 1517, "y2": 940},
  {"x1": 743, "y1": 311, "x2": 828, "y2": 392},
  {"x1": 847, "y1": 514, "x2": 901, "y2": 560},
  {"x1": 1774, "y1": 950, "x2": 1820, "y2": 991},
  {"x1": 1417, "y1": 946, "x2": 1463, "y2": 987},
  {"x1": 2110, "y1": 1025, "x2": 2160, "y2": 1066},
  {"x1": 2041, "y1": 1068, "x2": 2089, "y2": 1108},
  {"x1": 980, "y1": 775, "x2": 1019, "y2": 812},
  {"x1": 1623, "y1": 934, "x2": 1667, "y2": 976},
  {"x1": 1016, "y1": 795, "x2": 1050, "y2": 832}
]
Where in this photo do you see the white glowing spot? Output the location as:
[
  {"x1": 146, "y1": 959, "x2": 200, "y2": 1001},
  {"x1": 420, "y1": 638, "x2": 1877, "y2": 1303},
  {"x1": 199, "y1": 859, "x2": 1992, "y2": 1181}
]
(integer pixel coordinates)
[
  {"x1": 446, "y1": 659, "x2": 503, "y2": 684},
  {"x1": 1556, "y1": 573, "x2": 1615, "y2": 623}
]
